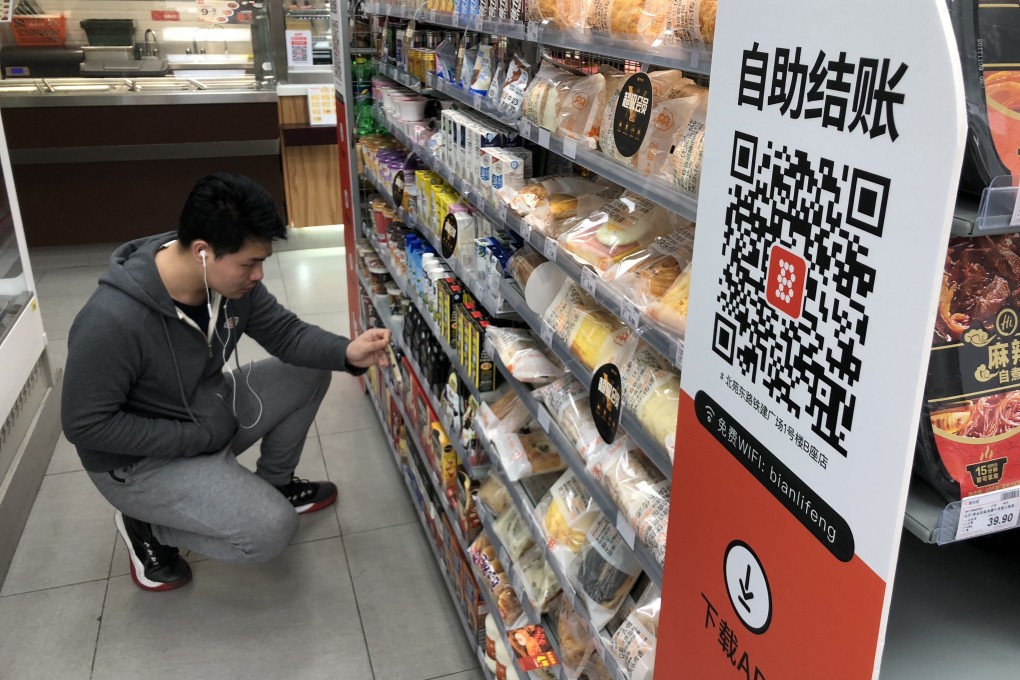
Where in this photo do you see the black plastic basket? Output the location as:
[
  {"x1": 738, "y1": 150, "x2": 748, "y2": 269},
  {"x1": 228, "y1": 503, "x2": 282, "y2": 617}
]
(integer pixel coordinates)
[{"x1": 79, "y1": 19, "x2": 136, "y2": 47}]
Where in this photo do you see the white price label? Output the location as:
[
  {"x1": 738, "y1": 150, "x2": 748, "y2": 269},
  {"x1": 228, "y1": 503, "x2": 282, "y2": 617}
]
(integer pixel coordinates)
[
  {"x1": 955, "y1": 489, "x2": 1020, "y2": 541},
  {"x1": 537, "y1": 407, "x2": 552, "y2": 432},
  {"x1": 497, "y1": 202, "x2": 509, "y2": 223},
  {"x1": 472, "y1": 93, "x2": 482, "y2": 109},
  {"x1": 622, "y1": 301, "x2": 641, "y2": 328},
  {"x1": 675, "y1": 340, "x2": 685, "y2": 367},
  {"x1": 475, "y1": 15, "x2": 483, "y2": 30},
  {"x1": 1012, "y1": 188, "x2": 1020, "y2": 228},
  {"x1": 581, "y1": 267, "x2": 599, "y2": 295},
  {"x1": 520, "y1": 117, "x2": 533, "y2": 138},
  {"x1": 539, "y1": 127, "x2": 551, "y2": 148},
  {"x1": 562, "y1": 138, "x2": 578, "y2": 160},
  {"x1": 526, "y1": 22, "x2": 539, "y2": 42},
  {"x1": 543, "y1": 237, "x2": 558, "y2": 262},
  {"x1": 616, "y1": 512, "x2": 637, "y2": 549},
  {"x1": 691, "y1": 51, "x2": 700, "y2": 70},
  {"x1": 540, "y1": 322, "x2": 555, "y2": 347},
  {"x1": 519, "y1": 221, "x2": 532, "y2": 240}
]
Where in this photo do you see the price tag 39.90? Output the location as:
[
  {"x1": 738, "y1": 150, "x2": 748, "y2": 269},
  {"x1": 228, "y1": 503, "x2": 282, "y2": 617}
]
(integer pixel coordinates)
[{"x1": 955, "y1": 489, "x2": 1020, "y2": 541}]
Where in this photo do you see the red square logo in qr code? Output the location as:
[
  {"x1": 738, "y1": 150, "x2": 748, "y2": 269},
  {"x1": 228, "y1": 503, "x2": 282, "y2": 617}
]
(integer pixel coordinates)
[{"x1": 766, "y1": 244, "x2": 806, "y2": 319}]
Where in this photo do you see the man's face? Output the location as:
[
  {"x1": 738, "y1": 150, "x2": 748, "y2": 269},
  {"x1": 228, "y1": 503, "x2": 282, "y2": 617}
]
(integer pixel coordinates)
[{"x1": 206, "y1": 239, "x2": 272, "y2": 299}]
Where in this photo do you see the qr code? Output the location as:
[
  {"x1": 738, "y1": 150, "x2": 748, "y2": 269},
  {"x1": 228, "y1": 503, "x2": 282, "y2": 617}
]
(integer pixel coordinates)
[{"x1": 713, "y1": 130, "x2": 886, "y2": 455}]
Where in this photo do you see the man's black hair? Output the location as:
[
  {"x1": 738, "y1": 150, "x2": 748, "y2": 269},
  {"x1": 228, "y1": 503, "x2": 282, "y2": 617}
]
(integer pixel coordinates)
[{"x1": 178, "y1": 173, "x2": 287, "y2": 256}]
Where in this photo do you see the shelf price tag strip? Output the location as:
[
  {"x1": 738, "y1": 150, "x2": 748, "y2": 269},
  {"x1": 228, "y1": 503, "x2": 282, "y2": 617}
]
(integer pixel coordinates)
[{"x1": 954, "y1": 489, "x2": 1020, "y2": 541}]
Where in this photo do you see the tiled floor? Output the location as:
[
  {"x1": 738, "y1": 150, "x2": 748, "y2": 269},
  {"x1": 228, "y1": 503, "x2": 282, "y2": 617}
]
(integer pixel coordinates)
[{"x1": 4, "y1": 226, "x2": 483, "y2": 680}]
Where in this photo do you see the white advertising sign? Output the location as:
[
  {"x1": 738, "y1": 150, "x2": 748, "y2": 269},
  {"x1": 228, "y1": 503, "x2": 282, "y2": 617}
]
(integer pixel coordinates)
[{"x1": 656, "y1": 1, "x2": 966, "y2": 678}]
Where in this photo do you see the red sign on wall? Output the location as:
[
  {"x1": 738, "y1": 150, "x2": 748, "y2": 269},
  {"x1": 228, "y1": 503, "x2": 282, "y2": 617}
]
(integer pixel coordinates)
[{"x1": 150, "y1": 10, "x2": 180, "y2": 21}]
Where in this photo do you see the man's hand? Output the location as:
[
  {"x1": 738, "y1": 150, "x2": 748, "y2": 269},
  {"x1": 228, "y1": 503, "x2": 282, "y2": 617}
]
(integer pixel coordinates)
[{"x1": 346, "y1": 328, "x2": 392, "y2": 369}]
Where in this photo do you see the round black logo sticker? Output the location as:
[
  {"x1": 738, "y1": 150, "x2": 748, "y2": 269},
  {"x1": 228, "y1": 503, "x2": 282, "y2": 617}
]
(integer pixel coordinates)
[
  {"x1": 612, "y1": 72, "x2": 653, "y2": 158},
  {"x1": 590, "y1": 363, "x2": 622, "y2": 444},
  {"x1": 441, "y1": 213, "x2": 458, "y2": 259},
  {"x1": 391, "y1": 170, "x2": 405, "y2": 208}
]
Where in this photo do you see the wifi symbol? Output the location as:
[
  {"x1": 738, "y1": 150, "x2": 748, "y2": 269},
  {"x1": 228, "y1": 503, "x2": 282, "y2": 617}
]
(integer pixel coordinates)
[{"x1": 705, "y1": 406, "x2": 715, "y2": 424}]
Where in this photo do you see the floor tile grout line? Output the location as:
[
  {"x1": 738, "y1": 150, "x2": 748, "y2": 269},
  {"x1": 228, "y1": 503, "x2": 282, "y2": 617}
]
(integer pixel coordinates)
[
  {"x1": 90, "y1": 539, "x2": 116, "y2": 680},
  {"x1": 337, "y1": 531, "x2": 377, "y2": 680},
  {"x1": 43, "y1": 467, "x2": 87, "y2": 478},
  {"x1": 0, "y1": 575, "x2": 111, "y2": 599},
  {"x1": 339, "y1": 519, "x2": 418, "y2": 538},
  {"x1": 424, "y1": 670, "x2": 484, "y2": 680}
]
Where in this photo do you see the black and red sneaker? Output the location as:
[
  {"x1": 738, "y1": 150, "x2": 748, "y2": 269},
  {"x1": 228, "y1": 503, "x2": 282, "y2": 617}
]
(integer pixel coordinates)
[
  {"x1": 275, "y1": 476, "x2": 338, "y2": 514},
  {"x1": 115, "y1": 511, "x2": 192, "y2": 592}
]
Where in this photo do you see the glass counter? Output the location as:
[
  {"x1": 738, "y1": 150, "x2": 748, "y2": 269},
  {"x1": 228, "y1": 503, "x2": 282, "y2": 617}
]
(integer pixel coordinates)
[{"x1": 0, "y1": 158, "x2": 30, "y2": 346}]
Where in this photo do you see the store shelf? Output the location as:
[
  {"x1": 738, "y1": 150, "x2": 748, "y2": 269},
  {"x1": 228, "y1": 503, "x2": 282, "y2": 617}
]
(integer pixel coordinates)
[
  {"x1": 903, "y1": 479, "x2": 1020, "y2": 545},
  {"x1": 364, "y1": 166, "x2": 516, "y2": 320},
  {"x1": 363, "y1": 3, "x2": 526, "y2": 39},
  {"x1": 351, "y1": 47, "x2": 377, "y2": 56},
  {"x1": 358, "y1": 247, "x2": 491, "y2": 480},
  {"x1": 529, "y1": 19, "x2": 712, "y2": 76},
  {"x1": 374, "y1": 58, "x2": 428, "y2": 89},
  {"x1": 515, "y1": 117, "x2": 699, "y2": 224},
  {"x1": 426, "y1": 72, "x2": 521, "y2": 127},
  {"x1": 364, "y1": 382, "x2": 493, "y2": 677},
  {"x1": 492, "y1": 354, "x2": 665, "y2": 587},
  {"x1": 371, "y1": 91, "x2": 685, "y2": 369},
  {"x1": 476, "y1": 423, "x2": 629, "y2": 680},
  {"x1": 498, "y1": 276, "x2": 674, "y2": 478}
]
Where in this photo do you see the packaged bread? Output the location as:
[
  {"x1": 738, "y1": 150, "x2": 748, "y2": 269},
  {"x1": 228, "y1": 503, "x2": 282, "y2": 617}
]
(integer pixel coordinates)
[
  {"x1": 493, "y1": 424, "x2": 566, "y2": 481},
  {"x1": 542, "y1": 282, "x2": 627, "y2": 371},
  {"x1": 507, "y1": 244, "x2": 548, "y2": 290},
  {"x1": 478, "y1": 389, "x2": 532, "y2": 436},
  {"x1": 633, "y1": 94, "x2": 701, "y2": 177},
  {"x1": 670, "y1": 95, "x2": 708, "y2": 194},
  {"x1": 556, "y1": 73, "x2": 607, "y2": 148},
  {"x1": 516, "y1": 546, "x2": 562, "y2": 615},
  {"x1": 523, "y1": 61, "x2": 578, "y2": 131},
  {"x1": 509, "y1": 175, "x2": 605, "y2": 215},
  {"x1": 539, "y1": 470, "x2": 599, "y2": 567},
  {"x1": 587, "y1": 437, "x2": 670, "y2": 566},
  {"x1": 493, "y1": 505, "x2": 536, "y2": 562},
  {"x1": 487, "y1": 327, "x2": 565, "y2": 385},
  {"x1": 556, "y1": 596, "x2": 593, "y2": 672},
  {"x1": 477, "y1": 474, "x2": 512, "y2": 515},
  {"x1": 639, "y1": 0, "x2": 717, "y2": 45},
  {"x1": 597, "y1": 69, "x2": 691, "y2": 166},
  {"x1": 607, "y1": 224, "x2": 697, "y2": 310},
  {"x1": 572, "y1": 514, "x2": 642, "y2": 629},
  {"x1": 499, "y1": 54, "x2": 532, "y2": 117},
  {"x1": 615, "y1": 337, "x2": 681, "y2": 461},
  {"x1": 558, "y1": 192, "x2": 673, "y2": 273},
  {"x1": 647, "y1": 262, "x2": 693, "y2": 335},
  {"x1": 608, "y1": 588, "x2": 661, "y2": 680},
  {"x1": 586, "y1": 0, "x2": 644, "y2": 39},
  {"x1": 532, "y1": 375, "x2": 604, "y2": 461}
]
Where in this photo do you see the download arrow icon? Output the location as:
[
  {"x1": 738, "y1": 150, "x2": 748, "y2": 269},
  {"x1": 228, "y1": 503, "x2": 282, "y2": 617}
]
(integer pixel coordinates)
[{"x1": 738, "y1": 565, "x2": 754, "y2": 613}]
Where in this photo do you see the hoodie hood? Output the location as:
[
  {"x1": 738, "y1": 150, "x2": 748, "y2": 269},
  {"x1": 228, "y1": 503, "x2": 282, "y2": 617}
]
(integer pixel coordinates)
[{"x1": 99, "y1": 231, "x2": 182, "y2": 319}]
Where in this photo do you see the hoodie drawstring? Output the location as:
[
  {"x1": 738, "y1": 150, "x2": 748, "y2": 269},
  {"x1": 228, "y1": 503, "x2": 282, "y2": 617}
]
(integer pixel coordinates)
[{"x1": 160, "y1": 316, "x2": 199, "y2": 425}]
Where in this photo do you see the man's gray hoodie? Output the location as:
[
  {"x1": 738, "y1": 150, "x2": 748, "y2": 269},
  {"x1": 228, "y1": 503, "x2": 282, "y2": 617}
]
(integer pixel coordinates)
[{"x1": 62, "y1": 232, "x2": 359, "y2": 473}]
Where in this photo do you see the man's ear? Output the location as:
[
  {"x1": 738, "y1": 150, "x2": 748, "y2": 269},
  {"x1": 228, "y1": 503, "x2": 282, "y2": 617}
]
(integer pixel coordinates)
[{"x1": 190, "y1": 240, "x2": 211, "y2": 264}]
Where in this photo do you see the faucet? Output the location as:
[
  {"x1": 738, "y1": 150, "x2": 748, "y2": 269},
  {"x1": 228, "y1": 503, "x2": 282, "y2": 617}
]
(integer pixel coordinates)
[
  {"x1": 205, "y1": 24, "x2": 229, "y2": 55},
  {"x1": 143, "y1": 29, "x2": 159, "y2": 58}
]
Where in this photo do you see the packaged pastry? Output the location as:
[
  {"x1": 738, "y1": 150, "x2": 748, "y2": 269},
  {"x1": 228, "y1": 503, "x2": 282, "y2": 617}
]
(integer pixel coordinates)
[
  {"x1": 542, "y1": 282, "x2": 627, "y2": 370},
  {"x1": 559, "y1": 193, "x2": 673, "y2": 273},
  {"x1": 571, "y1": 514, "x2": 642, "y2": 629},
  {"x1": 646, "y1": 262, "x2": 693, "y2": 335},
  {"x1": 587, "y1": 437, "x2": 670, "y2": 566},
  {"x1": 670, "y1": 95, "x2": 709, "y2": 194},
  {"x1": 495, "y1": 580, "x2": 525, "y2": 626},
  {"x1": 493, "y1": 424, "x2": 566, "y2": 481},
  {"x1": 615, "y1": 337, "x2": 681, "y2": 461},
  {"x1": 532, "y1": 375, "x2": 604, "y2": 461},
  {"x1": 478, "y1": 474, "x2": 512, "y2": 515},
  {"x1": 484, "y1": 613, "x2": 500, "y2": 673},
  {"x1": 585, "y1": 0, "x2": 644, "y2": 39},
  {"x1": 556, "y1": 596, "x2": 593, "y2": 671},
  {"x1": 516, "y1": 546, "x2": 562, "y2": 614},
  {"x1": 608, "y1": 589, "x2": 661, "y2": 679},
  {"x1": 499, "y1": 54, "x2": 532, "y2": 117},
  {"x1": 522, "y1": 60, "x2": 585, "y2": 131},
  {"x1": 633, "y1": 94, "x2": 701, "y2": 178},
  {"x1": 470, "y1": 44, "x2": 495, "y2": 95},
  {"x1": 639, "y1": 0, "x2": 718, "y2": 45},
  {"x1": 507, "y1": 244, "x2": 548, "y2": 290},
  {"x1": 509, "y1": 175, "x2": 614, "y2": 215},
  {"x1": 492, "y1": 505, "x2": 536, "y2": 562},
  {"x1": 486, "y1": 327, "x2": 565, "y2": 384},
  {"x1": 607, "y1": 225, "x2": 697, "y2": 311},
  {"x1": 597, "y1": 69, "x2": 691, "y2": 165},
  {"x1": 539, "y1": 470, "x2": 599, "y2": 567},
  {"x1": 556, "y1": 73, "x2": 607, "y2": 148},
  {"x1": 479, "y1": 390, "x2": 532, "y2": 435}
]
